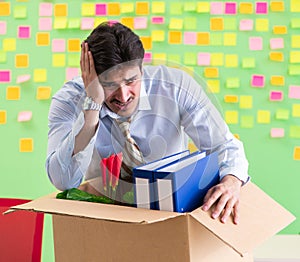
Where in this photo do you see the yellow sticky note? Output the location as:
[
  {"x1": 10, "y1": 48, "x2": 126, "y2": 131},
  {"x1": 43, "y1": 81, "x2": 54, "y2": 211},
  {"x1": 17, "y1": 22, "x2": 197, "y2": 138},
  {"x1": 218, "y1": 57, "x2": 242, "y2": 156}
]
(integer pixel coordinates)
[
  {"x1": 169, "y1": 18, "x2": 183, "y2": 30},
  {"x1": 34, "y1": 69, "x2": 47, "y2": 82},
  {"x1": 15, "y1": 54, "x2": 29, "y2": 68},
  {"x1": 270, "y1": 75, "x2": 285, "y2": 86},
  {"x1": 207, "y1": 80, "x2": 220, "y2": 93},
  {"x1": 168, "y1": 31, "x2": 182, "y2": 44},
  {"x1": 290, "y1": 51, "x2": 300, "y2": 63},
  {"x1": 54, "y1": 3, "x2": 68, "y2": 16},
  {"x1": 240, "y1": 96, "x2": 253, "y2": 109},
  {"x1": 68, "y1": 39, "x2": 80, "y2": 52},
  {"x1": 204, "y1": 67, "x2": 219, "y2": 78},
  {"x1": 239, "y1": 2, "x2": 253, "y2": 14},
  {"x1": 241, "y1": 115, "x2": 254, "y2": 128},
  {"x1": 224, "y1": 95, "x2": 238, "y2": 103},
  {"x1": 151, "y1": 30, "x2": 165, "y2": 42},
  {"x1": 291, "y1": 35, "x2": 300, "y2": 48},
  {"x1": 197, "y1": 2, "x2": 210, "y2": 13},
  {"x1": 36, "y1": 86, "x2": 51, "y2": 100},
  {"x1": 152, "y1": 2, "x2": 165, "y2": 13},
  {"x1": 6, "y1": 86, "x2": 20, "y2": 100},
  {"x1": 270, "y1": 1, "x2": 285, "y2": 12},
  {"x1": 210, "y1": 53, "x2": 224, "y2": 66},
  {"x1": 0, "y1": 2, "x2": 10, "y2": 16},
  {"x1": 0, "y1": 110, "x2": 6, "y2": 124},
  {"x1": 121, "y1": 3, "x2": 134, "y2": 13},
  {"x1": 210, "y1": 18, "x2": 224, "y2": 31},
  {"x1": 121, "y1": 17, "x2": 134, "y2": 30},
  {"x1": 20, "y1": 138, "x2": 33, "y2": 152},
  {"x1": 52, "y1": 54, "x2": 66, "y2": 67},
  {"x1": 225, "y1": 111, "x2": 238, "y2": 124},
  {"x1": 273, "y1": 25, "x2": 287, "y2": 34},
  {"x1": 291, "y1": 0, "x2": 300, "y2": 12},
  {"x1": 269, "y1": 52, "x2": 284, "y2": 62},
  {"x1": 54, "y1": 17, "x2": 67, "y2": 29},
  {"x1": 225, "y1": 54, "x2": 238, "y2": 67},
  {"x1": 94, "y1": 18, "x2": 108, "y2": 28},
  {"x1": 3, "y1": 38, "x2": 16, "y2": 51},
  {"x1": 257, "y1": 110, "x2": 271, "y2": 124},
  {"x1": 153, "y1": 53, "x2": 167, "y2": 65},
  {"x1": 255, "y1": 18, "x2": 269, "y2": 32},
  {"x1": 107, "y1": 3, "x2": 120, "y2": 16},
  {"x1": 292, "y1": 104, "x2": 300, "y2": 117},
  {"x1": 197, "y1": 32, "x2": 210, "y2": 45},
  {"x1": 36, "y1": 32, "x2": 50, "y2": 46},
  {"x1": 136, "y1": 2, "x2": 149, "y2": 15},
  {"x1": 81, "y1": 3, "x2": 95, "y2": 16},
  {"x1": 140, "y1": 36, "x2": 152, "y2": 50},
  {"x1": 294, "y1": 147, "x2": 300, "y2": 160},
  {"x1": 223, "y1": 33, "x2": 236, "y2": 46}
]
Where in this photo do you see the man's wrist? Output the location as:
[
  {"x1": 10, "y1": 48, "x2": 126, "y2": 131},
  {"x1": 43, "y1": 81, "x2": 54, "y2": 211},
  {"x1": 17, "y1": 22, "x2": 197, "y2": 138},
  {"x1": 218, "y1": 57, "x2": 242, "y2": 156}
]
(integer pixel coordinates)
[
  {"x1": 221, "y1": 174, "x2": 243, "y2": 187},
  {"x1": 83, "y1": 96, "x2": 102, "y2": 111}
]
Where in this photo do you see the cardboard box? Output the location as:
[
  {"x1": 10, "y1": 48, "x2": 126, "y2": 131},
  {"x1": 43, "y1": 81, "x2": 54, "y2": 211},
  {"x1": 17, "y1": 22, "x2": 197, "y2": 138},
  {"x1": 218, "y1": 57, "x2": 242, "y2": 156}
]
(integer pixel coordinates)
[{"x1": 7, "y1": 181, "x2": 295, "y2": 262}]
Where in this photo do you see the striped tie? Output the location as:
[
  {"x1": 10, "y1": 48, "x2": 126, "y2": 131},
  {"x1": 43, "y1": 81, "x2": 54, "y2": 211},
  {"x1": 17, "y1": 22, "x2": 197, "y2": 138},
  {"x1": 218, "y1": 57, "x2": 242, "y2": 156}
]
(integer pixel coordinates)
[{"x1": 116, "y1": 119, "x2": 145, "y2": 180}]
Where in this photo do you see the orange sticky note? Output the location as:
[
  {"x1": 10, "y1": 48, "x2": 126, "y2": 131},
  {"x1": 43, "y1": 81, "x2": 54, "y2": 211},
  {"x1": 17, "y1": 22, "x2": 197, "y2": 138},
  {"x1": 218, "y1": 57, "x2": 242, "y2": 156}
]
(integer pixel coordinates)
[
  {"x1": 224, "y1": 95, "x2": 238, "y2": 103},
  {"x1": 15, "y1": 54, "x2": 29, "y2": 68},
  {"x1": 269, "y1": 52, "x2": 284, "y2": 62},
  {"x1": 20, "y1": 138, "x2": 33, "y2": 152},
  {"x1": 239, "y1": 2, "x2": 253, "y2": 14},
  {"x1": 68, "y1": 39, "x2": 80, "y2": 52},
  {"x1": 121, "y1": 17, "x2": 134, "y2": 30},
  {"x1": 6, "y1": 86, "x2": 20, "y2": 100},
  {"x1": 140, "y1": 36, "x2": 152, "y2": 50},
  {"x1": 107, "y1": 3, "x2": 120, "y2": 15},
  {"x1": 204, "y1": 67, "x2": 219, "y2": 78},
  {"x1": 54, "y1": 4, "x2": 67, "y2": 16},
  {"x1": 270, "y1": 1, "x2": 285, "y2": 11},
  {"x1": 0, "y1": 110, "x2": 7, "y2": 124},
  {"x1": 197, "y1": 32, "x2": 210, "y2": 45},
  {"x1": 210, "y1": 18, "x2": 224, "y2": 31},
  {"x1": 270, "y1": 75, "x2": 285, "y2": 86},
  {"x1": 36, "y1": 32, "x2": 50, "y2": 46},
  {"x1": 36, "y1": 86, "x2": 51, "y2": 100},
  {"x1": 273, "y1": 25, "x2": 287, "y2": 34},
  {"x1": 293, "y1": 147, "x2": 300, "y2": 160},
  {"x1": 136, "y1": 2, "x2": 149, "y2": 15},
  {"x1": 169, "y1": 31, "x2": 182, "y2": 44},
  {"x1": 0, "y1": 2, "x2": 10, "y2": 16}
]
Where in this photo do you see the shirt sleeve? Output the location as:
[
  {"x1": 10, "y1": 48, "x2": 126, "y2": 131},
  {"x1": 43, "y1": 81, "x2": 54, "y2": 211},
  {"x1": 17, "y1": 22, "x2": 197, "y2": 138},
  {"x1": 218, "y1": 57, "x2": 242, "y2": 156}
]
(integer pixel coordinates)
[{"x1": 45, "y1": 80, "x2": 99, "y2": 191}]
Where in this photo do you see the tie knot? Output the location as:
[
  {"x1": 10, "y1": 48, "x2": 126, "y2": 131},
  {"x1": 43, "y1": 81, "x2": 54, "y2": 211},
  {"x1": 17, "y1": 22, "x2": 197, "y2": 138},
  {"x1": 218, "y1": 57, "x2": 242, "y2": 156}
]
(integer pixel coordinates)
[{"x1": 116, "y1": 119, "x2": 131, "y2": 139}]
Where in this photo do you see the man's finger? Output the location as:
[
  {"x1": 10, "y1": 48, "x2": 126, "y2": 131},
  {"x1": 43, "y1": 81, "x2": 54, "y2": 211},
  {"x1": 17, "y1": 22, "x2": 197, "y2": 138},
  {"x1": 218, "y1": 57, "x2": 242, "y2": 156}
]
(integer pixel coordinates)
[
  {"x1": 220, "y1": 199, "x2": 235, "y2": 223},
  {"x1": 232, "y1": 201, "x2": 240, "y2": 225},
  {"x1": 211, "y1": 193, "x2": 230, "y2": 219},
  {"x1": 202, "y1": 187, "x2": 222, "y2": 212}
]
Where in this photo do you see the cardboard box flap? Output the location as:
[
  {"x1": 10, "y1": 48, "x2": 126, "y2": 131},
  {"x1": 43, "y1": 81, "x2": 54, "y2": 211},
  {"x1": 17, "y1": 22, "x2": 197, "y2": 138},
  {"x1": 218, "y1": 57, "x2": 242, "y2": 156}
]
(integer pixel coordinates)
[
  {"x1": 190, "y1": 182, "x2": 296, "y2": 256},
  {"x1": 7, "y1": 192, "x2": 182, "y2": 224}
]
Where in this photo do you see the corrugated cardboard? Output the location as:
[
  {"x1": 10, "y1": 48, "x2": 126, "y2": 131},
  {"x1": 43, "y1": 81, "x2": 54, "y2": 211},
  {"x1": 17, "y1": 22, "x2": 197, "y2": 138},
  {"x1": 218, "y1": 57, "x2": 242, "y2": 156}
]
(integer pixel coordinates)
[{"x1": 7, "y1": 182, "x2": 295, "y2": 262}]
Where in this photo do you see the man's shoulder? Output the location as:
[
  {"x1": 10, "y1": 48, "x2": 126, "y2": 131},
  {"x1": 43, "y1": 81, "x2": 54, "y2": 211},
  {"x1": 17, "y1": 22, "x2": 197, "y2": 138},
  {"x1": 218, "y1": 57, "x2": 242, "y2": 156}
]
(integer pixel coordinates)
[{"x1": 53, "y1": 76, "x2": 85, "y2": 100}]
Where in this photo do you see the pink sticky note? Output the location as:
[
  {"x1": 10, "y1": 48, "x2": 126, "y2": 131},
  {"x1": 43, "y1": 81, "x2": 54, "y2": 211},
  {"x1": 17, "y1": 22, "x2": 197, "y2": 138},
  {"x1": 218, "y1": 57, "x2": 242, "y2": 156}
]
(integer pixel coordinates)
[
  {"x1": 52, "y1": 39, "x2": 65, "y2": 52},
  {"x1": 134, "y1": 17, "x2": 147, "y2": 29},
  {"x1": 225, "y1": 2, "x2": 237, "y2": 14},
  {"x1": 39, "y1": 3, "x2": 53, "y2": 16},
  {"x1": 66, "y1": 67, "x2": 79, "y2": 80},
  {"x1": 18, "y1": 111, "x2": 32, "y2": 122},
  {"x1": 270, "y1": 90, "x2": 283, "y2": 101},
  {"x1": 270, "y1": 128, "x2": 284, "y2": 138},
  {"x1": 256, "y1": 2, "x2": 268, "y2": 14},
  {"x1": 239, "y1": 19, "x2": 253, "y2": 31},
  {"x1": 197, "y1": 53, "x2": 211, "y2": 66},
  {"x1": 249, "y1": 37, "x2": 263, "y2": 50},
  {"x1": 184, "y1": 32, "x2": 197, "y2": 45},
  {"x1": 18, "y1": 26, "x2": 30, "y2": 39},
  {"x1": 251, "y1": 75, "x2": 265, "y2": 87},
  {"x1": 151, "y1": 17, "x2": 164, "y2": 24},
  {"x1": 16, "y1": 74, "x2": 30, "y2": 84},
  {"x1": 288, "y1": 85, "x2": 300, "y2": 99},
  {"x1": 95, "y1": 3, "x2": 107, "y2": 16},
  {"x1": 0, "y1": 70, "x2": 11, "y2": 83},
  {"x1": 0, "y1": 21, "x2": 7, "y2": 35},
  {"x1": 39, "y1": 18, "x2": 52, "y2": 31},
  {"x1": 144, "y1": 52, "x2": 152, "y2": 63},
  {"x1": 81, "y1": 18, "x2": 95, "y2": 30},
  {"x1": 210, "y1": 2, "x2": 224, "y2": 14},
  {"x1": 270, "y1": 38, "x2": 284, "y2": 49}
]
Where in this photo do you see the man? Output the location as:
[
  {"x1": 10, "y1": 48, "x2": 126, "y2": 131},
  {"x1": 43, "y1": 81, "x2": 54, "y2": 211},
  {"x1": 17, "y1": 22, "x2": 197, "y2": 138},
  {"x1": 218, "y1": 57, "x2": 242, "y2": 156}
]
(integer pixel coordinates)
[{"x1": 46, "y1": 22, "x2": 249, "y2": 224}]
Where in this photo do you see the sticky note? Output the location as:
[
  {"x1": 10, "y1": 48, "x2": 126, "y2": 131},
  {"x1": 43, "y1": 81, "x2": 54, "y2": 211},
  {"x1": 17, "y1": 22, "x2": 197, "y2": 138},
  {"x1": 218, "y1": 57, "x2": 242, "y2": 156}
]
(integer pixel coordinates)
[
  {"x1": 134, "y1": 17, "x2": 147, "y2": 29},
  {"x1": 15, "y1": 54, "x2": 29, "y2": 68},
  {"x1": 224, "y1": 95, "x2": 238, "y2": 103},
  {"x1": 291, "y1": 36, "x2": 300, "y2": 48},
  {"x1": 151, "y1": 17, "x2": 164, "y2": 24},
  {"x1": 107, "y1": 3, "x2": 120, "y2": 15},
  {"x1": 121, "y1": 17, "x2": 134, "y2": 29},
  {"x1": 66, "y1": 67, "x2": 79, "y2": 80},
  {"x1": 14, "y1": 5, "x2": 27, "y2": 18},
  {"x1": 33, "y1": 69, "x2": 47, "y2": 82},
  {"x1": 184, "y1": 32, "x2": 197, "y2": 45},
  {"x1": 210, "y1": 2, "x2": 224, "y2": 14},
  {"x1": 290, "y1": 51, "x2": 300, "y2": 63},
  {"x1": 0, "y1": 70, "x2": 11, "y2": 83},
  {"x1": 68, "y1": 39, "x2": 80, "y2": 52},
  {"x1": 68, "y1": 54, "x2": 80, "y2": 67},
  {"x1": 210, "y1": 53, "x2": 224, "y2": 66},
  {"x1": 197, "y1": 32, "x2": 210, "y2": 45},
  {"x1": 6, "y1": 86, "x2": 20, "y2": 100},
  {"x1": 270, "y1": 52, "x2": 284, "y2": 62},
  {"x1": 225, "y1": 111, "x2": 238, "y2": 124},
  {"x1": 289, "y1": 85, "x2": 300, "y2": 99},
  {"x1": 241, "y1": 115, "x2": 254, "y2": 128},
  {"x1": 68, "y1": 18, "x2": 81, "y2": 29},
  {"x1": 224, "y1": 18, "x2": 237, "y2": 30},
  {"x1": 136, "y1": 2, "x2": 149, "y2": 15},
  {"x1": 239, "y1": 2, "x2": 253, "y2": 14},
  {"x1": 121, "y1": 3, "x2": 134, "y2": 13},
  {"x1": 223, "y1": 33, "x2": 236, "y2": 46},
  {"x1": 140, "y1": 36, "x2": 152, "y2": 50},
  {"x1": 275, "y1": 109, "x2": 289, "y2": 120},
  {"x1": 52, "y1": 39, "x2": 65, "y2": 52},
  {"x1": 81, "y1": 18, "x2": 94, "y2": 30},
  {"x1": 270, "y1": 128, "x2": 284, "y2": 138},
  {"x1": 293, "y1": 147, "x2": 300, "y2": 160},
  {"x1": 210, "y1": 33, "x2": 222, "y2": 46},
  {"x1": 270, "y1": 38, "x2": 284, "y2": 49},
  {"x1": 225, "y1": 54, "x2": 238, "y2": 67},
  {"x1": 54, "y1": 4, "x2": 67, "y2": 16},
  {"x1": 225, "y1": 2, "x2": 237, "y2": 14},
  {"x1": 257, "y1": 110, "x2": 270, "y2": 123},
  {"x1": 270, "y1": 1, "x2": 284, "y2": 12},
  {"x1": 270, "y1": 90, "x2": 283, "y2": 101},
  {"x1": 18, "y1": 26, "x2": 30, "y2": 39},
  {"x1": 0, "y1": 21, "x2": 7, "y2": 35},
  {"x1": 239, "y1": 19, "x2": 253, "y2": 31},
  {"x1": 152, "y1": 2, "x2": 165, "y2": 13},
  {"x1": 144, "y1": 52, "x2": 152, "y2": 63},
  {"x1": 240, "y1": 96, "x2": 253, "y2": 109},
  {"x1": 210, "y1": 18, "x2": 224, "y2": 31},
  {"x1": 0, "y1": 2, "x2": 10, "y2": 16},
  {"x1": 197, "y1": 53, "x2": 210, "y2": 66},
  {"x1": 292, "y1": 104, "x2": 300, "y2": 117},
  {"x1": 273, "y1": 25, "x2": 287, "y2": 34},
  {"x1": 20, "y1": 138, "x2": 33, "y2": 152},
  {"x1": 207, "y1": 80, "x2": 220, "y2": 93},
  {"x1": 16, "y1": 74, "x2": 30, "y2": 84},
  {"x1": 152, "y1": 53, "x2": 167, "y2": 65},
  {"x1": 52, "y1": 54, "x2": 66, "y2": 67},
  {"x1": 0, "y1": 110, "x2": 6, "y2": 124},
  {"x1": 291, "y1": 18, "x2": 300, "y2": 28},
  {"x1": 204, "y1": 67, "x2": 218, "y2": 78},
  {"x1": 36, "y1": 32, "x2": 50, "y2": 46},
  {"x1": 167, "y1": 54, "x2": 180, "y2": 64},
  {"x1": 251, "y1": 75, "x2": 265, "y2": 87},
  {"x1": 256, "y1": 2, "x2": 268, "y2": 14},
  {"x1": 255, "y1": 18, "x2": 269, "y2": 32},
  {"x1": 95, "y1": 4, "x2": 107, "y2": 15},
  {"x1": 270, "y1": 75, "x2": 284, "y2": 86},
  {"x1": 289, "y1": 65, "x2": 300, "y2": 75},
  {"x1": 0, "y1": 51, "x2": 6, "y2": 63},
  {"x1": 53, "y1": 17, "x2": 67, "y2": 29},
  {"x1": 3, "y1": 38, "x2": 16, "y2": 51},
  {"x1": 81, "y1": 3, "x2": 95, "y2": 16},
  {"x1": 36, "y1": 86, "x2": 51, "y2": 100},
  {"x1": 184, "y1": 2, "x2": 196, "y2": 11},
  {"x1": 169, "y1": 18, "x2": 183, "y2": 30},
  {"x1": 39, "y1": 18, "x2": 52, "y2": 31},
  {"x1": 197, "y1": 2, "x2": 210, "y2": 13},
  {"x1": 249, "y1": 37, "x2": 263, "y2": 50},
  {"x1": 18, "y1": 111, "x2": 32, "y2": 122},
  {"x1": 170, "y1": 3, "x2": 182, "y2": 15},
  {"x1": 39, "y1": 3, "x2": 52, "y2": 16},
  {"x1": 226, "y1": 77, "x2": 240, "y2": 88},
  {"x1": 151, "y1": 30, "x2": 165, "y2": 42},
  {"x1": 184, "y1": 53, "x2": 197, "y2": 65},
  {"x1": 290, "y1": 126, "x2": 300, "y2": 138},
  {"x1": 168, "y1": 31, "x2": 182, "y2": 44},
  {"x1": 291, "y1": 0, "x2": 300, "y2": 12}
]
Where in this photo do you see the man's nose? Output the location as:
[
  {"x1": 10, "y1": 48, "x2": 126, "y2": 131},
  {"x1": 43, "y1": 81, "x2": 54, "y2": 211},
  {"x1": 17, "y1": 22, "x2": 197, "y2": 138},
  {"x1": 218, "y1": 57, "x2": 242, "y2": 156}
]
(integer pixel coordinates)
[{"x1": 117, "y1": 84, "x2": 130, "y2": 101}]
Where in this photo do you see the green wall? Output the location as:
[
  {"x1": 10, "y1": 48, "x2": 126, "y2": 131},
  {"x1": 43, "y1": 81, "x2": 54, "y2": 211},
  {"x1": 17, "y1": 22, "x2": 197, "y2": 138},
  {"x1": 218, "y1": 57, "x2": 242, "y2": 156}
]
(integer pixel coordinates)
[{"x1": 0, "y1": 0, "x2": 299, "y2": 261}]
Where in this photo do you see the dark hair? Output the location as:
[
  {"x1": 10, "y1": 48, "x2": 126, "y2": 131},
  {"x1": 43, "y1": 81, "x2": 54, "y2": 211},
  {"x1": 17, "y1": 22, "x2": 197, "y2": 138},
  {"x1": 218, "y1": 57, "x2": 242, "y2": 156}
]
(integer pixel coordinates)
[{"x1": 85, "y1": 22, "x2": 145, "y2": 75}]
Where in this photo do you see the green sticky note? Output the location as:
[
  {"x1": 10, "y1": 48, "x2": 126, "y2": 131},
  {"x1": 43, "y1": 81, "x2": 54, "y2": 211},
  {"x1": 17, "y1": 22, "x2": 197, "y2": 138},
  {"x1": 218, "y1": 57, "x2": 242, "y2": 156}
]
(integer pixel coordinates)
[
  {"x1": 168, "y1": 54, "x2": 181, "y2": 64},
  {"x1": 184, "y1": 2, "x2": 196, "y2": 11},
  {"x1": 241, "y1": 115, "x2": 254, "y2": 128},
  {"x1": 0, "y1": 51, "x2": 7, "y2": 63},
  {"x1": 68, "y1": 54, "x2": 80, "y2": 67},
  {"x1": 14, "y1": 5, "x2": 27, "y2": 18},
  {"x1": 184, "y1": 17, "x2": 197, "y2": 30},
  {"x1": 224, "y1": 18, "x2": 237, "y2": 30},
  {"x1": 291, "y1": 18, "x2": 300, "y2": 28},
  {"x1": 170, "y1": 3, "x2": 182, "y2": 15},
  {"x1": 290, "y1": 126, "x2": 300, "y2": 138},
  {"x1": 210, "y1": 33, "x2": 223, "y2": 46},
  {"x1": 276, "y1": 109, "x2": 290, "y2": 120},
  {"x1": 289, "y1": 65, "x2": 300, "y2": 75},
  {"x1": 68, "y1": 18, "x2": 81, "y2": 29},
  {"x1": 184, "y1": 52, "x2": 197, "y2": 65},
  {"x1": 226, "y1": 77, "x2": 240, "y2": 88},
  {"x1": 242, "y1": 57, "x2": 256, "y2": 68}
]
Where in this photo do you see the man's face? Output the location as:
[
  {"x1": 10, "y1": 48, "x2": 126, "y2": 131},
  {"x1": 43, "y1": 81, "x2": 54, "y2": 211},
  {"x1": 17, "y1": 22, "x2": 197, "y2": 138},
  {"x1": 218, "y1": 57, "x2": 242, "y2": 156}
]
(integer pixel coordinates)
[{"x1": 99, "y1": 65, "x2": 142, "y2": 118}]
